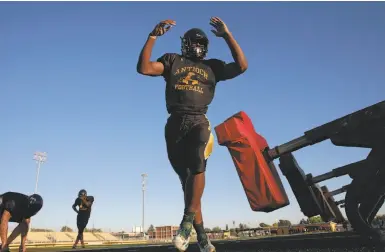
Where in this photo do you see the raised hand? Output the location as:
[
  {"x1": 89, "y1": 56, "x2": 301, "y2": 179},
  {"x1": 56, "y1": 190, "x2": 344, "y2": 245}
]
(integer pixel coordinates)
[
  {"x1": 150, "y1": 19, "x2": 176, "y2": 37},
  {"x1": 210, "y1": 17, "x2": 230, "y2": 37}
]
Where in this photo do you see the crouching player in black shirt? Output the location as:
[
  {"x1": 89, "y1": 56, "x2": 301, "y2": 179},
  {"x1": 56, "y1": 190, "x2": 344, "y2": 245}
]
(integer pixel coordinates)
[
  {"x1": 71, "y1": 189, "x2": 94, "y2": 249},
  {"x1": 137, "y1": 17, "x2": 247, "y2": 252},
  {"x1": 0, "y1": 192, "x2": 43, "y2": 252}
]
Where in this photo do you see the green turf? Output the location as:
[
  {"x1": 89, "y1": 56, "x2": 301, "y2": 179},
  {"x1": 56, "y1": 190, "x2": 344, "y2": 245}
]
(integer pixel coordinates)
[
  {"x1": 18, "y1": 243, "x2": 142, "y2": 252},
  {"x1": 21, "y1": 237, "x2": 267, "y2": 251}
]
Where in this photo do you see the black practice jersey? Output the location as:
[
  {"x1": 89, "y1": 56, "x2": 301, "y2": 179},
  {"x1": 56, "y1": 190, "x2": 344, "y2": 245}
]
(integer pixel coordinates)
[
  {"x1": 73, "y1": 196, "x2": 94, "y2": 217},
  {"x1": 157, "y1": 53, "x2": 227, "y2": 115},
  {"x1": 0, "y1": 192, "x2": 38, "y2": 223}
]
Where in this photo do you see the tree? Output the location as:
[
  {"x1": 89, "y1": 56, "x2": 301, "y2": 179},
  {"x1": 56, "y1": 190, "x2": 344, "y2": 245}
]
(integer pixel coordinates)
[
  {"x1": 147, "y1": 224, "x2": 155, "y2": 233},
  {"x1": 278, "y1": 219, "x2": 291, "y2": 227},
  {"x1": 308, "y1": 216, "x2": 322, "y2": 224},
  {"x1": 225, "y1": 224, "x2": 229, "y2": 231},
  {"x1": 259, "y1": 223, "x2": 270, "y2": 227},
  {"x1": 84, "y1": 228, "x2": 102, "y2": 232},
  {"x1": 272, "y1": 223, "x2": 278, "y2": 227},
  {"x1": 212, "y1": 227, "x2": 222, "y2": 232},
  {"x1": 239, "y1": 223, "x2": 249, "y2": 230},
  {"x1": 204, "y1": 228, "x2": 211, "y2": 232},
  {"x1": 60, "y1": 226, "x2": 73, "y2": 232}
]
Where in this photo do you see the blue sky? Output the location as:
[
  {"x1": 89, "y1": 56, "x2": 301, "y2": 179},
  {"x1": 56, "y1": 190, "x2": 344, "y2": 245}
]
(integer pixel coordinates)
[{"x1": 1, "y1": 2, "x2": 384, "y2": 232}]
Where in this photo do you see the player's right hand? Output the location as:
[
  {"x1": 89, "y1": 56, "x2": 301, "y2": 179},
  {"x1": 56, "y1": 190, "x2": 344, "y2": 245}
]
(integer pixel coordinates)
[{"x1": 149, "y1": 20, "x2": 176, "y2": 37}]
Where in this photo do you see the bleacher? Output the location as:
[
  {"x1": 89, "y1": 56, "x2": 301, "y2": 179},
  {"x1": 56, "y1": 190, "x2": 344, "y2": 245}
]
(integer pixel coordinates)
[
  {"x1": 95, "y1": 232, "x2": 119, "y2": 241},
  {"x1": 26, "y1": 232, "x2": 51, "y2": 244},
  {"x1": 52, "y1": 232, "x2": 74, "y2": 242},
  {"x1": 7, "y1": 232, "x2": 121, "y2": 246},
  {"x1": 66, "y1": 232, "x2": 77, "y2": 240},
  {"x1": 82, "y1": 232, "x2": 101, "y2": 242}
]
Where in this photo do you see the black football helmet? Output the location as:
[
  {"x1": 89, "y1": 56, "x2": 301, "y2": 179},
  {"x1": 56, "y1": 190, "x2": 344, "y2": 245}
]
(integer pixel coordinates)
[
  {"x1": 181, "y1": 28, "x2": 209, "y2": 59},
  {"x1": 78, "y1": 189, "x2": 87, "y2": 197},
  {"x1": 28, "y1": 194, "x2": 43, "y2": 213}
]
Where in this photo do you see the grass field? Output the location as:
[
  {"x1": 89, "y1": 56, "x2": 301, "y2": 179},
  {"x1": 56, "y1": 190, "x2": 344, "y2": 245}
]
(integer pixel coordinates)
[
  {"x1": 16, "y1": 233, "x2": 335, "y2": 251},
  {"x1": 16, "y1": 237, "x2": 272, "y2": 252},
  {"x1": 11, "y1": 239, "x2": 252, "y2": 252},
  {"x1": 17, "y1": 243, "x2": 145, "y2": 252}
]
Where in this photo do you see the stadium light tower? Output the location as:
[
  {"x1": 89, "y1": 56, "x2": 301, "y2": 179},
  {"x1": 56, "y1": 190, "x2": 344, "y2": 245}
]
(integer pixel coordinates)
[
  {"x1": 33, "y1": 151, "x2": 47, "y2": 193},
  {"x1": 141, "y1": 173, "x2": 148, "y2": 237}
]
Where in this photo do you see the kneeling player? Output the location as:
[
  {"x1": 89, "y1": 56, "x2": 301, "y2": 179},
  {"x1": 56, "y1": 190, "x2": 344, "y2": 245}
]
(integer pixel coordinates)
[
  {"x1": 72, "y1": 189, "x2": 94, "y2": 249},
  {"x1": 0, "y1": 192, "x2": 43, "y2": 252}
]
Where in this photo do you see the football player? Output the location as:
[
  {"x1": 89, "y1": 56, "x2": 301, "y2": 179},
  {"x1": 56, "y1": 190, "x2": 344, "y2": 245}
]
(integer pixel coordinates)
[
  {"x1": 0, "y1": 192, "x2": 43, "y2": 252},
  {"x1": 137, "y1": 17, "x2": 248, "y2": 252},
  {"x1": 71, "y1": 189, "x2": 94, "y2": 249}
]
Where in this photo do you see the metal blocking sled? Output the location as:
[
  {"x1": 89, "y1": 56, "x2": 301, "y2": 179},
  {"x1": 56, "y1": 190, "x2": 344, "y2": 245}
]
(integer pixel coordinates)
[{"x1": 215, "y1": 100, "x2": 385, "y2": 242}]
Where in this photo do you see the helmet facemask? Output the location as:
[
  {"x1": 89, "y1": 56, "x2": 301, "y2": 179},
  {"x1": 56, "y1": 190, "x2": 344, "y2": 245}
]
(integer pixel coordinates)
[
  {"x1": 181, "y1": 31, "x2": 209, "y2": 60},
  {"x1": 78, "y1": 189, "x2": 87, "y2": 198}
]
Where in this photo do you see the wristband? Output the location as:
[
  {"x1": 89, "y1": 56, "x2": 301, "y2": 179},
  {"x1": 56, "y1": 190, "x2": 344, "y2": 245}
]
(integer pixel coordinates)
[{"x1": 148, "y1": 33, "x2": 157, "y2": 39}]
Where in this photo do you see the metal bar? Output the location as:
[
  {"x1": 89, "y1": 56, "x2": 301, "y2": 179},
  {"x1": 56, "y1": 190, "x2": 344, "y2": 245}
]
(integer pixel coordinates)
[
  {"x1": 141, "y1": 173, "x2": 147, "y2": 238},
  {"x1": 368, "y1": 195, "x2": 385, "y2": 224},
  {"x1": 142, "y1": 187, "x2": 145, "y2": 236},
  {"x1": 311, "y1": 171, "x2": 335, "y2": 184},
  {"x1": 267, "y1": 100, "x2": 385, "y2": 161},
  {"x1": 330, "y1": 186, "x2": 349, "y2": 196},
  {"x1": 335, "y1": 200, "x2": 345, "y2": 206},
  {"x1": 35, "y1": 161, "x2": 41, "y2": 193},
  {"x1": 267, "y1": 136, "x2": 310, "y2": 160},
  {"x1": 312, "y1": 160, "x2": 366, "y2": 184}
]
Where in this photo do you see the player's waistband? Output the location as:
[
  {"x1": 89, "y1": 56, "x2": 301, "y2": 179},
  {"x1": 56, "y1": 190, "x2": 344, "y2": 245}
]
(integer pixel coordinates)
[
  {"x1": 167, "y1": 104, "x2": 208, "y2": 115},
  {"x1": 168, "y1": 113, "x2": 209, "y2": 127},
  {"x1": 169, "y1": 113, "x2": 207, "y2": 119}
]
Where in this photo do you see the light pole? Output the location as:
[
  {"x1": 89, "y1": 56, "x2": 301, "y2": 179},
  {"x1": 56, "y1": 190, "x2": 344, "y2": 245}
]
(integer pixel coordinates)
[
  {"x1": 33, "y1": 151, "x2": 47, "y2": 193},
  {"x1": 30, "y1": 151, "x2": 47, "y2": 231},
  {"x1": 141, "y1": 173, "x2": 147, "y2": 238}
]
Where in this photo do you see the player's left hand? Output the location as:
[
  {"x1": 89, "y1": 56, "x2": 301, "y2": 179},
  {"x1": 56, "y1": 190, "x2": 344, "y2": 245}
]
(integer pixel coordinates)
[{"x1": 210, "y1": 17, "x2": 230, "y2": 37}]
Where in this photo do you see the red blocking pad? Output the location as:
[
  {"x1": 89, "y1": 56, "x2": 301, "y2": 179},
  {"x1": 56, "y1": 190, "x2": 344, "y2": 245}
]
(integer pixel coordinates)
[{"x1": 215, "y1": 111, "x2": 290, "y2": 212}]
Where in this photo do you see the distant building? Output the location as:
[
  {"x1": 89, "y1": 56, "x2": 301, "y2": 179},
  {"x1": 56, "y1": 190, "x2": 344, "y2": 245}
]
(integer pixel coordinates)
[
  {"x1": 132, "y1": 226, "x2": 143, "y2": 233},
  {"x1": 149, "y1": 226, "x2": 196, "y2": 240},
  {"x1": 155, "y1": 226, "x2": 178, "y2": 240},
  {"x1": 111, "y1": 231, "x2": 143, "y2": 240}
]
